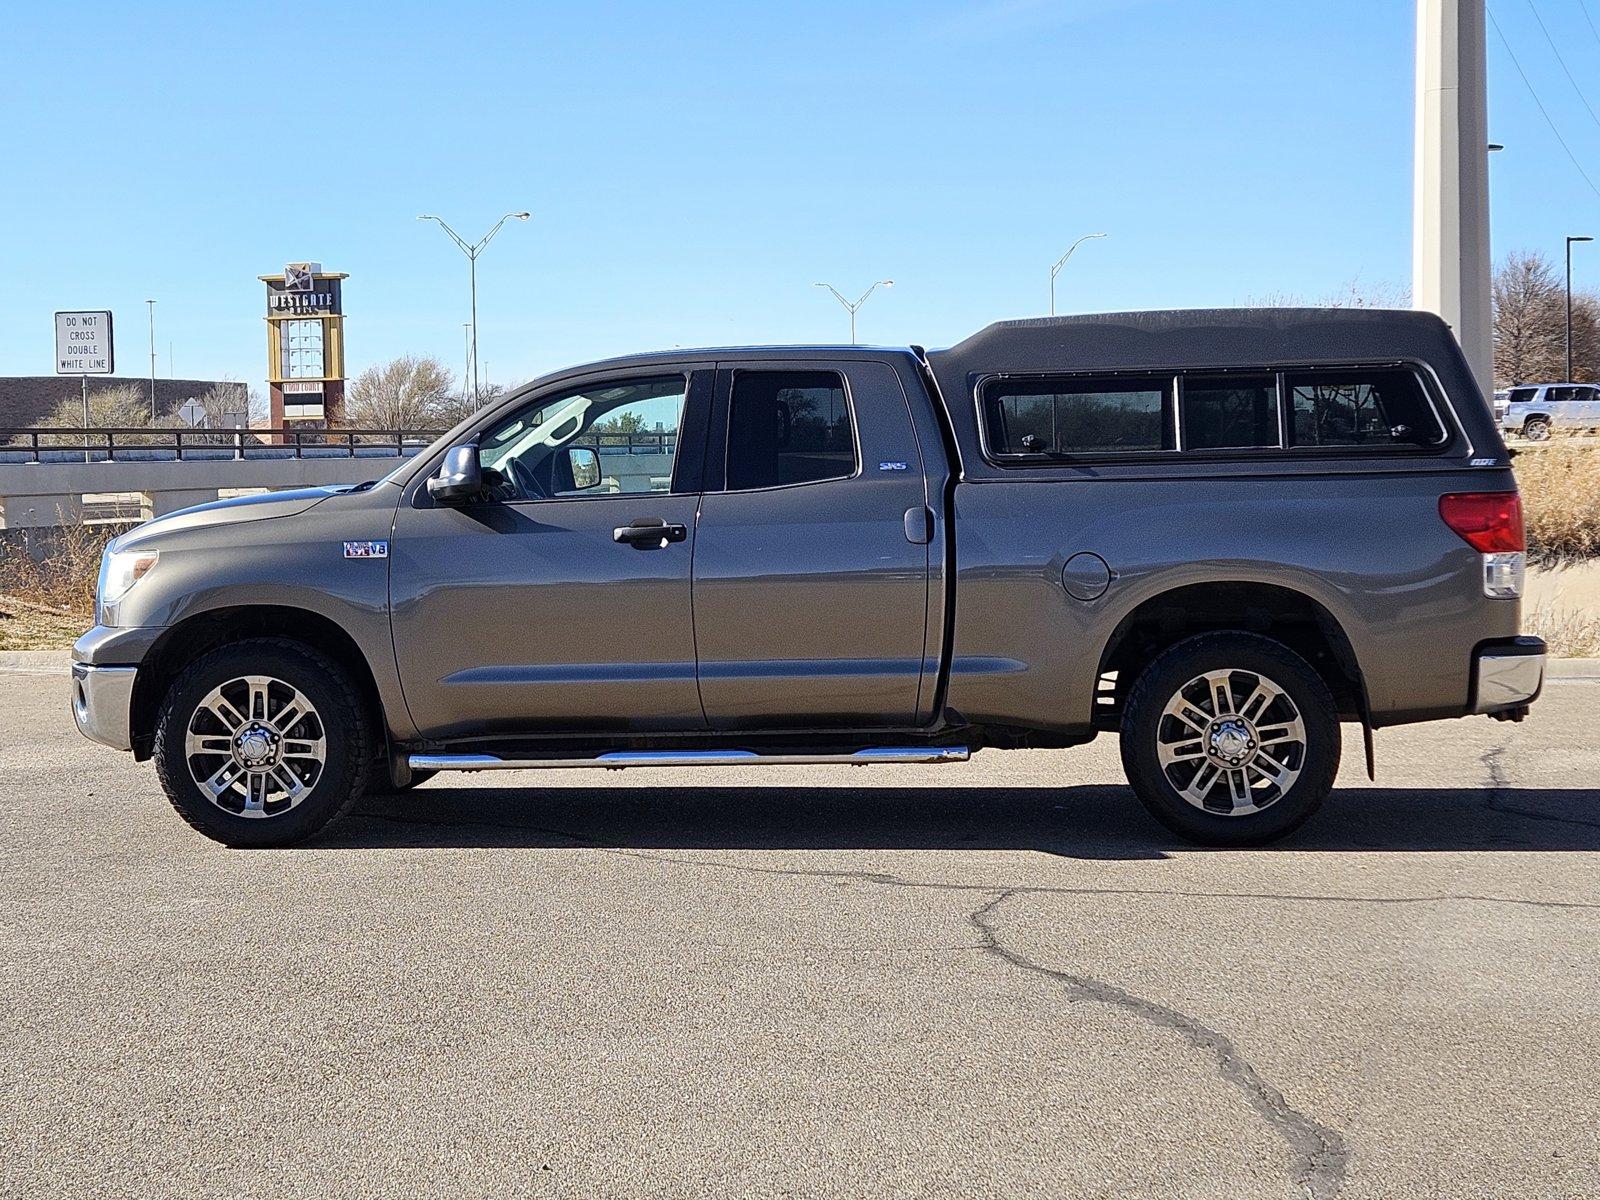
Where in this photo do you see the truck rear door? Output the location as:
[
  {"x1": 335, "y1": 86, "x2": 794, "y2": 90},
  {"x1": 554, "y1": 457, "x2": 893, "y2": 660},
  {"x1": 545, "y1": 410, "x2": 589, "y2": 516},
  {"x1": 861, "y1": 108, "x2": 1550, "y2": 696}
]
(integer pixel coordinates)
[{"x1": 691, "y1": 358, "x2": 934, "y2": 728}]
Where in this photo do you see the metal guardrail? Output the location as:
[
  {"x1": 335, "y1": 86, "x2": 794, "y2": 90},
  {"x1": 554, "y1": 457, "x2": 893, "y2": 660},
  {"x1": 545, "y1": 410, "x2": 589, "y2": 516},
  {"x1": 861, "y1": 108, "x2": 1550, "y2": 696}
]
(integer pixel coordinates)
[
  {"x1": 0, "y1": 427, "x2": 448, "y2": 465},
  {"x1": 583, "y1": 433, "x2": 678, "y2": 457}
]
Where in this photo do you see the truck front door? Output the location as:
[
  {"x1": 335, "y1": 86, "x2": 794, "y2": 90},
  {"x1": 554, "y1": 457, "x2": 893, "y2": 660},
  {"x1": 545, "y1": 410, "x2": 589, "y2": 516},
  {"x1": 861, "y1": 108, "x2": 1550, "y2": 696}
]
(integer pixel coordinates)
[
  {"x1": 690, "y1": 359, "x2": 933, "y2": 728},
  {"x1": 390, "y1": 369, "x2": 711, "y2": 739}
]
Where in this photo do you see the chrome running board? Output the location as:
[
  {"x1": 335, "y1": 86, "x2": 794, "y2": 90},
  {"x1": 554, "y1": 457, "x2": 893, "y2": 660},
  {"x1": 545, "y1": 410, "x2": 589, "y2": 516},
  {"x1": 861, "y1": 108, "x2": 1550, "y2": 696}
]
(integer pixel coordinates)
[{"x1": 409, "y1": 746, "x2": 971, "y2": 772}]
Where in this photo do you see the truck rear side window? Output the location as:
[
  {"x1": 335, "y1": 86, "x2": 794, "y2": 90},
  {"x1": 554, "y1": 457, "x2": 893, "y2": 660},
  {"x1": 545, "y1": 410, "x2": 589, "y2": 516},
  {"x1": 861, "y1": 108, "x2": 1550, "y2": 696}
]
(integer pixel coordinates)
[
  {"x1": 985, "y1": 377, "x2": 1175, "y2": 456},
  {"x1": 1285, "y1": 368, "x2": 1445, "y2": 448},
  {"x1": 1181, "y1": 375, "x2": 1280, "y2": 450},
  {"x1": 726, "y1": 371, "x2": 856, "y2": 490}
]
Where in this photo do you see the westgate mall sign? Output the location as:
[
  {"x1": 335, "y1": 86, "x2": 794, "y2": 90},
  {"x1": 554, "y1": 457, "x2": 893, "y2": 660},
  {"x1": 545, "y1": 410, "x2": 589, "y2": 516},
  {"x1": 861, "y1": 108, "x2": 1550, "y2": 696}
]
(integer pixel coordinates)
[{"x1": 264, "y1": 272, "x2": 342, "y2": 316}]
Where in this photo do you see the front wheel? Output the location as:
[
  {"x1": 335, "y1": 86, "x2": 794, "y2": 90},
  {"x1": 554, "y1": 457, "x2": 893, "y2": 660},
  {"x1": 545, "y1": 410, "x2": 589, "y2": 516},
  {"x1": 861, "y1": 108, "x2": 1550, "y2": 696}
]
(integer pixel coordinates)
[
  {"x1": 1523, "y1": 416, "x2": 1552, "y2": 442},
  {"x1": 153, "y1": 638, "x2": 372, "y2": 847},
  {"x1": 1119, "y1": 632, "x2": 1340, "y2": 846}
]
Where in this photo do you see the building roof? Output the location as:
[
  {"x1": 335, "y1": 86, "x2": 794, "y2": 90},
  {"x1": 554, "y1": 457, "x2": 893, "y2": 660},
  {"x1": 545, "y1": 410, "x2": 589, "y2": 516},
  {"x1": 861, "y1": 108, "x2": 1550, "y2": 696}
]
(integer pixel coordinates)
[{"x1": 0, "y1": 377, "x2": 245, "y2": 428}]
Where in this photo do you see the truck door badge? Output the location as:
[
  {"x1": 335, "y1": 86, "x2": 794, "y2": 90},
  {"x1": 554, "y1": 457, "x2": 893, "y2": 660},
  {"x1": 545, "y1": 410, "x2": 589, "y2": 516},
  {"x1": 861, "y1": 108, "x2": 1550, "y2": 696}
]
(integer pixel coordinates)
[
  {"x1": 879, "y1": 461, "x2": 908, "y2": 471},
  {"x1": 343, "y1": 541, "x2": 389, "y2": 559}
]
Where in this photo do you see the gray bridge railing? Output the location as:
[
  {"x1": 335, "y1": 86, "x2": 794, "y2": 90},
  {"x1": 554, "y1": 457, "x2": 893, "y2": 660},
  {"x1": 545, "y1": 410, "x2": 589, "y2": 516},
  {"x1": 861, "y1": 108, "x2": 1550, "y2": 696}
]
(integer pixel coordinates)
[{"x1": 0, "y1": 427, "x2": 449, "y2": 465}]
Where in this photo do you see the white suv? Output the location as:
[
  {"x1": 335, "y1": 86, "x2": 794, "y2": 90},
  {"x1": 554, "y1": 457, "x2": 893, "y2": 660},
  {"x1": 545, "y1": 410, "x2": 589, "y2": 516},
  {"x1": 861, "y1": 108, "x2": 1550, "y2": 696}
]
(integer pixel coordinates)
[{"x1": 1501, "y1": 383, "x2": 1600, "y2": 440}]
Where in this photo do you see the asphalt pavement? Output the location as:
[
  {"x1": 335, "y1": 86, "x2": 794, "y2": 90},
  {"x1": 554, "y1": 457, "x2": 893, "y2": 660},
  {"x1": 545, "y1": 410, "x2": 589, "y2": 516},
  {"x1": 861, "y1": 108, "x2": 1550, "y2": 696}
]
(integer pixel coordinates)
[{"x1": 2, "y1": 660, "x2": 1598, "y2": 1199}]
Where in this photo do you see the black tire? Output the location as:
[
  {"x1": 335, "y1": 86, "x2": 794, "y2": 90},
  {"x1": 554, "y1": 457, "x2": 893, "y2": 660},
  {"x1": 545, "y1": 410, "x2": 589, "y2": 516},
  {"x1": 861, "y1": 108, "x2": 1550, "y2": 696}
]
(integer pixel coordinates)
[
  {"x1": 1119, "y1": 632, "x2": 1340, "y2": 846},
  {"x1": 153, "y1": 638, "x2": 372, "y2": 848},
  {"x1": 369, "y1": 768, "x2": 437, "y2": 795},
  {"x1": 1523, "y1": 416, "x2": 1552, "y2": 442}
]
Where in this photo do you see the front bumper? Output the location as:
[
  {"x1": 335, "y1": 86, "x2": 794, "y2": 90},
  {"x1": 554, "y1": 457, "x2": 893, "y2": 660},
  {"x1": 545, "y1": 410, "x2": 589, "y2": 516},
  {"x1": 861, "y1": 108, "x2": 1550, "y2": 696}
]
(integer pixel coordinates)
[
  {"x1": 1472, "y1": 636, "x2": 1547, "y2": 715},
  {"x1": 70, "y1": 661, "x2": 137, "y2": 751}
]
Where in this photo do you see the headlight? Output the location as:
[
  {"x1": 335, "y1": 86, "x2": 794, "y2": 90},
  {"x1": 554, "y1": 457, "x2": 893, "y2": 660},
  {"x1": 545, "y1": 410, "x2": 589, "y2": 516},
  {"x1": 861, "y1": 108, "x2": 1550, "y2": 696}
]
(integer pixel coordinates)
[{"x1": 98, "y1": 548, "x2": 158, "y2": 612}]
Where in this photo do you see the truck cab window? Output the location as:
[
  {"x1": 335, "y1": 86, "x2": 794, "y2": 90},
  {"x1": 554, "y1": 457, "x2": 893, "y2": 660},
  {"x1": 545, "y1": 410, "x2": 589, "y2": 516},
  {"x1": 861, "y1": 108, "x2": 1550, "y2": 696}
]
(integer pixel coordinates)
[
  {"x1": 725, "y1": 371, "x2": 855, "y2": 489},
  {"x1": 478, "y1": 376, "x2": 686, "y2": 501}
]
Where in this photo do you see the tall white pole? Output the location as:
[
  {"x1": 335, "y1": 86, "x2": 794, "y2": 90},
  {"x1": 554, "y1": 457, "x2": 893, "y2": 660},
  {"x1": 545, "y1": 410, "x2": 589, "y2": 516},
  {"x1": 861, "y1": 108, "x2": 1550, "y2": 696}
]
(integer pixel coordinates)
[{"x1": 1413, "y1": 0, "x2": 1494, "y2": 397}]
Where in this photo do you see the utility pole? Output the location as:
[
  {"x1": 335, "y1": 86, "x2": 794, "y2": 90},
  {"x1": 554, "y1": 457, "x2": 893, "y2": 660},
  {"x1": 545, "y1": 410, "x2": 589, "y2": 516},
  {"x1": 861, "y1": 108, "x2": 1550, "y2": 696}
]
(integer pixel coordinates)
[
  {"x1": 1413, "y1": 0, "x2": 1493, "y2": 398},
  {"x1": 146, "y1": 299, "x2": 158, "y2": 420}
]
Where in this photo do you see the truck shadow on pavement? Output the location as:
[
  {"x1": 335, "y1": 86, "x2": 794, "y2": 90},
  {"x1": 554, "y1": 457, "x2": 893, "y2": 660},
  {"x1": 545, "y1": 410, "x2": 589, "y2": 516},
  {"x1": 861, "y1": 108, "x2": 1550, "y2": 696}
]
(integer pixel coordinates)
[{"x1": 335, "y1": 782, "x2": 1600, "y2": 859}]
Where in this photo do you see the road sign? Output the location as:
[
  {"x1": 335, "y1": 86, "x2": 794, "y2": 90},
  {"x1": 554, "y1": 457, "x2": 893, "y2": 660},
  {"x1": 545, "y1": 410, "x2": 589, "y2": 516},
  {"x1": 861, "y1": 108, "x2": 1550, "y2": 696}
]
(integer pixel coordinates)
[
  {"x1": 54, "y1": 311, "x2": 114, "y2": 374},
  {"x1": 178, "y1": 399, "x2": 208, "y2": 428}
]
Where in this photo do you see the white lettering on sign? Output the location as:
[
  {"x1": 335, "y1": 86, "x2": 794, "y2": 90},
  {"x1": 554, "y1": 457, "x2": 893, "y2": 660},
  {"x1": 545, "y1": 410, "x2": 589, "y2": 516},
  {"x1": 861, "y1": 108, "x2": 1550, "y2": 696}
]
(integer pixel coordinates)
[{"x1": 54, "y1": 310, "x2": 114, "y2": 375}]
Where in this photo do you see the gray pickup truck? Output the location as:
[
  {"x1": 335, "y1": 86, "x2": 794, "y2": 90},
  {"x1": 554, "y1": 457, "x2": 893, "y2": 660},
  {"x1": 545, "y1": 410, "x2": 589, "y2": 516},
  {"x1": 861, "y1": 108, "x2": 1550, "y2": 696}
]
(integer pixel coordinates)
[{"x1": 72, "y1": 308, "x2": 1545, "y2": 848}]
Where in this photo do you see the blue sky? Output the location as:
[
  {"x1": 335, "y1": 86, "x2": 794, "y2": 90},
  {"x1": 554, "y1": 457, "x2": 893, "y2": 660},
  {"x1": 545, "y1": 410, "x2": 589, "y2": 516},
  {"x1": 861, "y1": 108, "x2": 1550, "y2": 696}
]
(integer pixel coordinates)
[{"x1": 2, "y1": 0, "x2": 1598, "y2": 388}]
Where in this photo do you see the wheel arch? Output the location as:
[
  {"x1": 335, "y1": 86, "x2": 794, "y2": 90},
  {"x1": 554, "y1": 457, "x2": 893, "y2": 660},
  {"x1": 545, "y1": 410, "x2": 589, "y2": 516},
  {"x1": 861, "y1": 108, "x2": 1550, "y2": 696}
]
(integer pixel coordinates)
[
  {"x1": 1093, "y1": 580, "x2": 1367, "y2": 729},
  {"x1": 129, "y1": 606, "x2": 389, "y2": 761}
]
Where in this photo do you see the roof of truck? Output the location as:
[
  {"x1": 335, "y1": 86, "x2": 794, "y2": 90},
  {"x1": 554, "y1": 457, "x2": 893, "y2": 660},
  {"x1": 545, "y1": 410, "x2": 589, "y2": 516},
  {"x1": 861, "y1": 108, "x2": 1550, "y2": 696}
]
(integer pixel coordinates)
[
  {"x1": 926, "y1": 307, "x2": 1458, "y2": 377},
  {"x1": 923, "y1": 306, "x2": 1486, "y2": 476}
]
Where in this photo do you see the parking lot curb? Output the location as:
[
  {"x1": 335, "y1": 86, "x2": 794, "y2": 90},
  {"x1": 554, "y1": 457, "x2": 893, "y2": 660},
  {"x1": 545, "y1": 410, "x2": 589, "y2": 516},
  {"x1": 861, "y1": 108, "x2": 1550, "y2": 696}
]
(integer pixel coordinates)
[
  {"x1": 0, "y1": 650, "x2": 70, "y2": 674},
  {"x1": 1549, "y1": 657, "x2": 1600, "y2": 680}
]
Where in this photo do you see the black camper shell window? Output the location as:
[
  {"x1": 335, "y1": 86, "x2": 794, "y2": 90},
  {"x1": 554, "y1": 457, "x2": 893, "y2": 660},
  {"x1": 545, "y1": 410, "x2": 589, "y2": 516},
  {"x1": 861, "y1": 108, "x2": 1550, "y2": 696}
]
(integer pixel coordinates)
[{"x1": 980, "y1": 365, "x2": 1448, "y2": 461}]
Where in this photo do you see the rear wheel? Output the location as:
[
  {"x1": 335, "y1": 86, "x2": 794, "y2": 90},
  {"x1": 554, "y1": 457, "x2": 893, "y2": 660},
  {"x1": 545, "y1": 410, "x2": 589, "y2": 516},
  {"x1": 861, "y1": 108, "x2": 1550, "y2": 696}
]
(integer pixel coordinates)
[
  {"x1": 1523, "y1": 416, "x2": 1552, "y2": 442},
  {"x1": 1119, "y1": 632, "x2": 1340, "y2": 846},
  {"x1": 154, "y1": 638, "x2": 371, "y2": 847}
]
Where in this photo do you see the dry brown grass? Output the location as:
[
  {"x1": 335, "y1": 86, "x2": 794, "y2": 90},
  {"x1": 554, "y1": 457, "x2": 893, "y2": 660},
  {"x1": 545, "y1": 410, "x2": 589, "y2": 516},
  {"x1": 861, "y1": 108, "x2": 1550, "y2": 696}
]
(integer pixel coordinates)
[
  {"x1": 1524, "y1": 604, "x2": 1600, "y2": 658},
  {"x1": 0, "y1": 594, "x2": 84, "y2": 650},
  {"x1": 0, "y1": 522, "x2": 115, "y2": 648},
  {"x1": 1513, "y1": 438, "x2": 1600, "y2": 562}
]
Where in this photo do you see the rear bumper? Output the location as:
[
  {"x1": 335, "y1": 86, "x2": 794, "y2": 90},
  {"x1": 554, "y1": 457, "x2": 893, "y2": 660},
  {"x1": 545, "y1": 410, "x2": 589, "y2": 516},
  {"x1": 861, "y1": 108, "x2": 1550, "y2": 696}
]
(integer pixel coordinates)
[
  {"x1": 1472, "y1": 636, "x2": 1547, "y2": 715},
  {"x1": 70, "y1": 662, "x2": 137, "y2": 751}
]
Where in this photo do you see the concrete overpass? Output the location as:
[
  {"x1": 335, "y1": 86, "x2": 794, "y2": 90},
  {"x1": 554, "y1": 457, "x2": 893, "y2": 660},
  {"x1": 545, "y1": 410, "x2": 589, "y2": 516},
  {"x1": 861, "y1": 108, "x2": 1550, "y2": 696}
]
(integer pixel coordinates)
[{"x1": 0, "y1": 444, "x2": 676, "y2": 529}]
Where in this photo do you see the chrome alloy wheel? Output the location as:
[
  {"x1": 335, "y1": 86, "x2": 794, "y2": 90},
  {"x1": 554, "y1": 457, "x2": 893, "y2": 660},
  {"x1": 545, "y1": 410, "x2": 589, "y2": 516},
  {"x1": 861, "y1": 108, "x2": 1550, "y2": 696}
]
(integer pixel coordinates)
[
  {"x1": 184, "y1": 675, "x2": 327, "y2": 818},
  {"x1": 1155, "y1": 668, "x2": 1307, "y2": 816}
]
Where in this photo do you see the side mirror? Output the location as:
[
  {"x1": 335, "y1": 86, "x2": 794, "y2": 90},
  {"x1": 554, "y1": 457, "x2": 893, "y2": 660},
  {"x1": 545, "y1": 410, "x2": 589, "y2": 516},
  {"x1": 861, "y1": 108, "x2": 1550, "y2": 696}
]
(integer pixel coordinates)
[
  {"x1": 566, "y1": 445, "x2": 602, "y2": 490},
  {"x1": 427, "y1": 442, "x2": 484, "y2": 503}
]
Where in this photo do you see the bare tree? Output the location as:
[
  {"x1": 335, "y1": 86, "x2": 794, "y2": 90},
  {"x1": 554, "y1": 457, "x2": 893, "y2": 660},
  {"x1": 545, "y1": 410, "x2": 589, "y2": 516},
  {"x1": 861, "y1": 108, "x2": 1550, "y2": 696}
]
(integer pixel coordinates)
[
  {"x1": 186, "y1": 379, "x2": 251, "y2": 428},
  {"x1": 1568, "y1": 292, "x2": 1600, "y2": 384},
  {"x1": 1241, "y1": 277, "x2": 1410, "y2": 309},
  {"x1": 344, "y1": 356, "x2": 457, "y2": 430},
  {"x1": 1493, "y1": 250, "x2": 1565, "y2": 387},
  {"x1": 41, "y1": 384, "x2": 150, "y2": 429}
]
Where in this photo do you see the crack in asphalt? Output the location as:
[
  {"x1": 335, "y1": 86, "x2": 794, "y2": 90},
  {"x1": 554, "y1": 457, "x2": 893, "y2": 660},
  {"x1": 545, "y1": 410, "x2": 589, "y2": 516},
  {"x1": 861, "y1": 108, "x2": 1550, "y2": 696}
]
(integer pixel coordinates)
[
  {"x1": 349, "y1": 806, "x2": 1366, "y2": 1193},
  {"x1": 1480, "y1": 746, "x2": 1600, "y2": 830},
  {"x1": 970, "y1": 889, "x2": 1349, "y2": 1200},
  {"x1": 342, "y1": 761, "x2": 1600, "y2": 1200}
]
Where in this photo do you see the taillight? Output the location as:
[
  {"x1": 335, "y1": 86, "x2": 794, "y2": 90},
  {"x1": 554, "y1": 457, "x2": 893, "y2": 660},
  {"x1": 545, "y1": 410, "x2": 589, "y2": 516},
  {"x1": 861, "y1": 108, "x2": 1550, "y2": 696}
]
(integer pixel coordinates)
[{"x1": 1439, "y1": 492, "x2": 1525, "y2": 553}]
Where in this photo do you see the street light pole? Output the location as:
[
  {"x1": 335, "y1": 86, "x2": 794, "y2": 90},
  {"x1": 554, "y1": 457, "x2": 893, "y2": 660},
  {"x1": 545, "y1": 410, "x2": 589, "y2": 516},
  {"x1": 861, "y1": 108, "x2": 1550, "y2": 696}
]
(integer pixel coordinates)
[
  {"x1": 1567, "y1": 235, "x2": 1593, "y2": 382},
  {"x1": 1049, "y1": 233, "x2": 1106, "y2": 316},
  {"x1": 418, "y1": 211, "x2": 531, "y2": 407},
  {"x1": 145, "y1": 299, "x2": 157, "y2": 420},
  {"x1": 813, "y1": 280, "x2": 894, "y2": 344}
]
